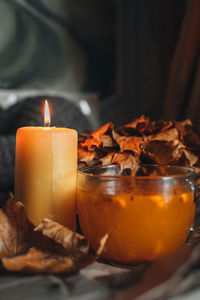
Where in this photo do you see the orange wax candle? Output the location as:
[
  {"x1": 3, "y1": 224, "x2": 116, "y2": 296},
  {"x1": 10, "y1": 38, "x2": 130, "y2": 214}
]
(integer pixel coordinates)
[{"x1": 14, "y1": 102, "x2": 77, "y2": 230}]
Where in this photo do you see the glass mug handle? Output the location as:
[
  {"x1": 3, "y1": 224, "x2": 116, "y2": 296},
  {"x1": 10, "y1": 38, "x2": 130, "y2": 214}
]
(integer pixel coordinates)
[
  {"x1": 187, "y1": 183, "x2": 200, "y2": 243},
  {"x1": 195, "y1": 183, "x2": 200, "y2": 203}
]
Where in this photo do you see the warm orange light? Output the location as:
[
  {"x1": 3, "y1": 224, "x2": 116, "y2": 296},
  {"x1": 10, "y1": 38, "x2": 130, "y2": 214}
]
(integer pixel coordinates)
[{"x1": 44, "y1": 100, "x2": 51, "y2": 127}]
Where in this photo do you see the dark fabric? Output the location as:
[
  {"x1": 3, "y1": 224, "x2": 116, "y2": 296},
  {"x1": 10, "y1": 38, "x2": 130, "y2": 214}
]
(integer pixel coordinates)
[
  {"x1": 0, "y1": 135, "x2": 15, "y2": 191},
  {"x1": 0, "y1": 96, "x2": 91, "y2": 134},
  {"x1": 162, "y1": 0, "x2": 200, "y2": 127},
  {"x1": 0, "y1": 243, "x2": 200, "y2": 299},
  {"x1": 110, "y1": 243, "x2": 200, "y2": 300},
  {"x1": 0, "y1": 0, "x2": 115, "y2": 98}
]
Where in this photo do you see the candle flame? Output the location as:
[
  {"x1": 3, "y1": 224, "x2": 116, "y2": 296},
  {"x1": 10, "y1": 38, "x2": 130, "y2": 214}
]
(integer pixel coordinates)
[{"x1": 44, "y1": 100, "x2": 51, "y2": 127}]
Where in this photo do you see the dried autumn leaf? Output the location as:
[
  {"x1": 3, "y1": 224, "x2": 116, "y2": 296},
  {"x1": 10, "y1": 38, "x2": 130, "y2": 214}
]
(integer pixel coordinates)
[
  {"x1": 111, "y1": 153, "x2": 140, "y2": 175},
  {"x1": 116, "y1": 136, "x2": 143, "y2": 156},
  {"x1": 159, "y1": 121, "x2": 174, "y2": 132},
  {"x1": 148, "y1": 128, "x2": 179, "y2": 144},
  {"x1": 176, "y1": 120, "x2": 200, "y2": 150},
  {"x1": 1, "y1": 248, "x2": 76, "y2": 274},
  {"x1": 111, "y1": 129, "x2": 121, "y2": 142},
  {"x1": 35, "y1": 218, "x2": 89, "y2": 253},
  {"x1": 78, "y1": 146, "x2": 98, "y2": 165},
  {"x1": 0, "y1": 198, "x2": 108, "y2": 274},
  {"x1": 178, "y1": 119, "x2": 193, "y2": 127},
  {"x1": 80, "y1": 122, "x2": 113, "y2": 150},
  {"x1": 140, "y1": 151, "x2": 159, "y2": 165},
  {"x1": 35, "y1": 218, "x2": 109, "y2": 270},
  {"x1": 0, "y1": 193, "x2": 34, "y2": 257},
  {"x1": 144, "y1": 141, "x2": 179, "y2": 165},
  {"x1": 100, "y1": 152, "x2": 115, "y2": 166},
  {"x1": 78, "y1": 117, "x2": 200, "y2": 177},
  {"x1": 102, "y1": 135, "x2": 116, "y2": 148},
  {"x1": 178, "y1": 149, "x2": 198, "y2": 167},
  {"x1": 124, "y1": 115, "x2": 149, "y2": 130},
  {"x1": 117, "y1": 116, "x2": 150, "y2": 136},
  {"x1": 145, "y1": 120, "x2": 174, "y2": 135}
]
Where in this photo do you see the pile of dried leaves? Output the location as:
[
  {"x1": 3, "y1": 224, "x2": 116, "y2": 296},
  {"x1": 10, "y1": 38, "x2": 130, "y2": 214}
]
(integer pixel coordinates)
[
  {"x1": 0, "y1": 193, "x2": 107, "y2": 274},
  {"x1": 78, "y1": 116, "x2": 200, "y2": 179}
]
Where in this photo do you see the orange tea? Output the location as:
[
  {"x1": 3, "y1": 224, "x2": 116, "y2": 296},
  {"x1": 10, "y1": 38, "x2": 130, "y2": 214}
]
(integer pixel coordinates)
[{"x1": 77, "y1": 165, "x2": 195, "y2": 264}]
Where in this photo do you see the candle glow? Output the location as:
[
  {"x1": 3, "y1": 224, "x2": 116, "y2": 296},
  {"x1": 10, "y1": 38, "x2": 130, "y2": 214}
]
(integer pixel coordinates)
[{"x1": 44, "y1": 100, "x2": 51, "y2": 127}]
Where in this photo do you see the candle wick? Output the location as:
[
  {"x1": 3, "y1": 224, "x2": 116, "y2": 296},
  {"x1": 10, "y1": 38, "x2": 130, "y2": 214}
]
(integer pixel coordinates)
[{"x1": 44, "y1": 121, "x2": 51, "y2": 127}]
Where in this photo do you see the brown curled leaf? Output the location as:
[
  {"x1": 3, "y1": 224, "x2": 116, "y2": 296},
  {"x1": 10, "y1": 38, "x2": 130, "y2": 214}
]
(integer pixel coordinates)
[
  {"x1": 102, "y1": 135, "x2": 116, "y2": 148},
  {"x1": 80, "y1": 122, "x2": 113, "y2": 150},
  {"x1": 78, "y1": 146, "x2": 98, "y2": 165},
  {"x1": 145, "y1": 120, "x2": 174, "y2": 135},
  {"x1": 78, "y1": 117, "x2": 200, "y2": 178},
  {"x1": 176, "y1": 120, "x2": 200, "y2": 150},
  {"x1": 0, "y1": 198, "x2": 108, "y2": 274},
  {"x1": 148, "y1": 128, "x2": 179, "y2": 143},
  {"x1": 144, "y1": 141, "x2": 180, "y2": 165},
  {"x1": 100, "y1": 152, "x2": 115, "y2": 166},
  {"x1": 35, "y1": 218, "x2": 89, "y2": 253},
  {"x1": 111, "y1": 153, "x2": 140, "y2": 175},
  {"x1": 124, "y1": 115, "x2": 150, "y2": 130},
  {"x1": 116, "y1": 136, "x2": 143, "y2": 156},
  {"x1": 1, "y1": 248, "x2": 76, "y2": 274},
  {"x1": 0, "y1": 228, "x2": 109, "y2": 274},
  {"x1": 117, "y1": 116, "x2": 150, "y2": 136},
  {"x1": 177, "y1": 149, "x2": 198, "y2": 167},
  {"x1": 0, "y1": 193, "x2": 34, "y2": 257}
]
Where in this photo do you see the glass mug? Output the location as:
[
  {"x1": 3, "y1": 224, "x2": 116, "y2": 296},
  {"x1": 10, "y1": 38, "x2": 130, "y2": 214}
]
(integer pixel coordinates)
[{"x1": 77, "y1": 165, "x2": 196, "y2": 264}]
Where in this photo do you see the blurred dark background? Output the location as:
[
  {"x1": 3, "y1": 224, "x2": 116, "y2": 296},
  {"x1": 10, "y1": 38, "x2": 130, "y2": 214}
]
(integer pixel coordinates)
[
  {"x1": 1, "y1": 0, "x2": 200, "y2": 128},
  {"x1": 0, "y1": 0, "x2": 200, "y2": 193}
]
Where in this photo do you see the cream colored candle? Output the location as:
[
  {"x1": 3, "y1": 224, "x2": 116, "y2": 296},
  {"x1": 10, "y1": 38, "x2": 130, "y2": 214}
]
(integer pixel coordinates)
[{"x1": 15, "y1": 109, "x2": 77, "y2": 230}]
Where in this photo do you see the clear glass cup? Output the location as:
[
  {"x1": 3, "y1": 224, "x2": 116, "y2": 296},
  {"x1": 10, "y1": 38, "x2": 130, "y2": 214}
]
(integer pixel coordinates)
[{"x1": 77, "y1": 165, "x2": 196, "y2": 264}]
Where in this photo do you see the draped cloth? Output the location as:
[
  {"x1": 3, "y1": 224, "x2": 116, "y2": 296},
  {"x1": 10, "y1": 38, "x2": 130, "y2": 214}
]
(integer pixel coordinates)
[{"x1": 162, "y1": 0, "x2": 200, "y2": 129}]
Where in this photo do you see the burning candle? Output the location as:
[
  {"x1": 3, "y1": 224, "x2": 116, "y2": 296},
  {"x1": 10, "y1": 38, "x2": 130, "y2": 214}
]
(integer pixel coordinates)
[{"x1": 14, "y1": 100, "x2": 78, "y2": 230}]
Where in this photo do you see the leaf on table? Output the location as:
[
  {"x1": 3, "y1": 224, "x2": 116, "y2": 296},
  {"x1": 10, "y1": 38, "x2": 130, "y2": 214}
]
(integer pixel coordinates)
[
  {"x1": 0, "y1": 193, "x2": 34, "y2": 257},
  {"x1": 0, "y1": 198, "x2": 108, "y2": 274},
  {"x1": 1, "y1": 248, "x2": 77, "y2": 274},
  {"x1": 35, "y1": 218, "x2": 89, "y2": 254}
]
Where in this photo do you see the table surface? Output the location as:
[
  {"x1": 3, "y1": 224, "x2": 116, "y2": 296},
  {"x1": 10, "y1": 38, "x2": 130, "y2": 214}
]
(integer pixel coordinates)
[
  {"x1": 0, "y1": 257, "x2": 200, "y2": 300},
  {"x1": 0, "y1": 262, "x2": 134, "y2": 300}
]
